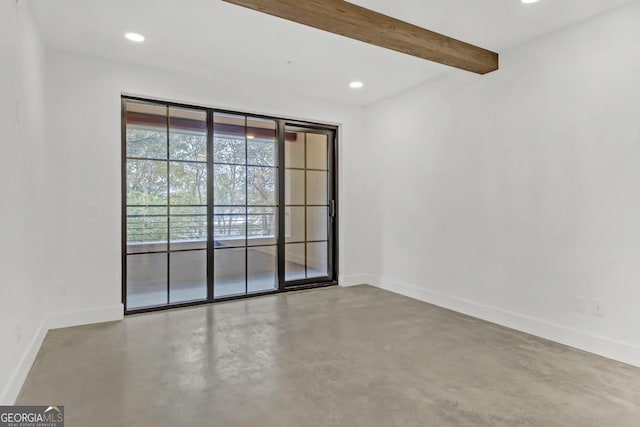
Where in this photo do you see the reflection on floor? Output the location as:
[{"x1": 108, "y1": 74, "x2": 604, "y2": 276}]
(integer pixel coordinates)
[
  {"x1": 18, "y1": 286, "x2": 640, "y2": 426},
  {"x1": 127, "y1": 262, "x2": 325, "y2": 310}
]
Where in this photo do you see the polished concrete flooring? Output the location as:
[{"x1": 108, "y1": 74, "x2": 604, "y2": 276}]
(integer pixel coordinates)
[{"x1": 17, "y1": 285, "x2": 640, "y2": 426}]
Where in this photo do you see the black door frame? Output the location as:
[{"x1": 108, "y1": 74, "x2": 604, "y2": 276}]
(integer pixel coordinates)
[
  {"x1": 278, "y1": 124, "x2": 338, "y2": 290},
  {"x1": 121, "y1": 95, "x2": 338, "y2": 315}
]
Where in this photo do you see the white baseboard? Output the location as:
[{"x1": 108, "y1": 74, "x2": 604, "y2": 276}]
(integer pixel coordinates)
[
  {"x1": 1, "y1": 304, "x2": 124, "y2": 404},
  {"x1": 5, "y1": 281, "x2": 639, "y2": 406},
  {"x1": 372, "y1": 277, "x2": 640, "y2": 368},
  {"x1": 47, "y1": 304, "x2": 124, "y2": 330},
  {"x1": 339, "y1": 274, "x2": 376, "y2": 287},
  {"x1": 0, "y1": 318, "x2": 47, "y2": 405}
]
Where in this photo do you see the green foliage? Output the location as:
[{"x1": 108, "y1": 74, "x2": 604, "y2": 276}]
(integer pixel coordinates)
[{"x1": 126, "y1": 128, "x2": 277, "y2": 244}]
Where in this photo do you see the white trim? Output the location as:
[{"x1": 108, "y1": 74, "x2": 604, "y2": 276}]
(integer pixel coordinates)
[
  {"x1": 339, "y1": 274, "x2": 376, "y2": 287},
  {"x1": 372, "y1": 277, "x2": 640, "y2": 368},
  {"x1": 0, "y1": 304, "x2": 124, "y2": 404},
  {"x1": 47, "y1": 304, "x2": 124, "y2": 330},
  {"x1": 0, "y1": 318, "x2": 47, "y2": 405},
  {"x1": 6, "y1": 279, "x2": 639, "y2": 406}
]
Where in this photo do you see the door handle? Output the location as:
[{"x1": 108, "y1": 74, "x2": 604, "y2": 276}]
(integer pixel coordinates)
[{"x1": 329, "y1": 200, "x2": 336, "y2": 219}]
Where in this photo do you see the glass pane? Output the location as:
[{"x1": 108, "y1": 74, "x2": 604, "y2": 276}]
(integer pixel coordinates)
[
  {"x1": 306, "y1": 133, "x2": 328, "y2": 170},
  {"x1": 214, "y1": 248, "x2": 246, "y2": 298},
  {"x1": 128, "y1": 206, "x2": 167, "y2": 216},
  {"x1": 169, "y1": 162, "x2": 207, "y2": 205},
  {"x1": 285, "y1": 132, "x2": 305, "y2": 168},
  {"x1": 247, "y1": 117, "x2": 276, "y2": 134},
  {"x1": 170, "y1": 215, "x2": 207, "y2": 249},
  {"x1": 248, "y1": 207, "x2": 276, "y2": 246},
  {"x1": 248, "y1": 246, "x2": 277, "y2": 293},
  {"x1": 170, "y1": 250, "x2": 207, "y2": 303},
  {"x1": 307, "y1": 242, "x2": 328, "y2": 279},
  {"x1": 214, "y1": 112, "x2": 246, "y2": 135},
  {"x1": 285, "y1": 243, "x2": 305, "y2": 281},
  {"x1": 126, "y1": 253, "x2": 167, "y2": 309},
  {"x1": 285, "y1": 207, "x2": 304, "y2": 243},
  {"x1": 126, "y1": 160, "x2": 167, "y2": 205},
  {"x1": 170, "y1": 206, "x2": 206, "y2": 215},
  {"x1": 169, "y1": 107, "x2": 207, "y2": 161},
  {"x1": 214, "y1": 164, "x2": 246, "y2": 205},
  {"x1": 247, "y1": 117, "x2": 277, "y2": 166},
  {"x1": 248, "y1": 139, "x2": 276, "y2": 166},
  {"x1": 214, "y1": 112, "x2": 246, "y2": 164},
  {"x1": 214, "y1": 207, "x2": 246, "y2": 248},
  {"x1": 125, "y1": 101, "x2": 167, "y2": 159},
  {"x1": 127, "y1": 208, "x2": 168, "y2": 253},
  {"x1": 214, "y1": 136, "x2": 245, "y2": 164},
  {"x1": 307, "y1": 170, "x2": 327, "y2": 205},
  {"x1": 285, "y1": 169, "x2": 305, "y2": 205},
  {"x1": 248, "y1": 166, "x2": 276, "y2": 206},
  {"x1": 307, "y1": 207, "x2": 328, "y2": 241}
]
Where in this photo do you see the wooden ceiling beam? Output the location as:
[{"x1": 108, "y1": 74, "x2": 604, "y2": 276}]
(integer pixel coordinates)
[{"x1": 222, "y1": 0, "x2": 498, "y2": 74}]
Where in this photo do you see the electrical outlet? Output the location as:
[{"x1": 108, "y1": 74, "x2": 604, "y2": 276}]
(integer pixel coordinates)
[
  {"x1": 591, "y1": 300, "x2": 604, "y2": 317},
  {"x1": 574, "y1": 296, "x2": 586, "y2": 314}
]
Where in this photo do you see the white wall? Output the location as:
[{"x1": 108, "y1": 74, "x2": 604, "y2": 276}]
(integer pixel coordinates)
[
  {"x1": 42, "y1": 50, "x2": 372, "y2": 318},
  {"x1": 1, "y1": 8, "x2": 374, "y2": 400},
  {"x1": 365, "y1": 1, "x2": 640, "y2": 366},
  {"x1": 0, "y1": 0, "x2": 48, "y2": 404},
  {"x1": 12, "y1": 0, "x2": 638, "y2": 404}
]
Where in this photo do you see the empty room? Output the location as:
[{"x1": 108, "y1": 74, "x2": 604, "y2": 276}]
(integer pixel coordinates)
[{"x1": 1, "y1": 0, "x2": 640, "y2": 425}]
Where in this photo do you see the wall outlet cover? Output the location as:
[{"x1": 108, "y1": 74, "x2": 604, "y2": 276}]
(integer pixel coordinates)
[
  {"x1": 591, "y1": 300, "x2": 604, "y2": 317},
  {"x1": 574, "y1": 296, "x2": 586, "y2": 314}
]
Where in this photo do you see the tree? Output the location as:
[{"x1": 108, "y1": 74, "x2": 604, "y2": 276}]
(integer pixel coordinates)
[{"x1": 126, "y1": 127, "x2": 277, "y2": 244}]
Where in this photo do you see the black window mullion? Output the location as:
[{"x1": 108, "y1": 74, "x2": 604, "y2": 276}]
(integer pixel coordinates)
[
  {"x1": 328, "y1": 131, "x2": 336, "y2": 281},
  {"x1": 304, "y1": 132, "x2": 308, "y2": 280},
  {"x1": 244, "y1": 116, "x2": 249, "y2": 296},
  {"x1": 277, "y1": 120, "x2": 286, "y2": 291},
  {"x1": 207, "y1": 110, "x2": 214, "y2": 301},
  {"x1": 121, "y1": 99, "x2": 127, "y2": 308},
  {"x1": 166, "y1": 105, "x2": 170, "y2": 305}
]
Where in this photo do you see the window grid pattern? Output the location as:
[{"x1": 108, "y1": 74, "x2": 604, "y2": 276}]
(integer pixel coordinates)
[{"x1": 122, "y1": 97, "x2": 336, "y2": 313}]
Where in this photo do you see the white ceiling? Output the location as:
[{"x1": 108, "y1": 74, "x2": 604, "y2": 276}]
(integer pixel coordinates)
[{"x1": 29, "y1": 0, "x2": 631, "y2": 105}]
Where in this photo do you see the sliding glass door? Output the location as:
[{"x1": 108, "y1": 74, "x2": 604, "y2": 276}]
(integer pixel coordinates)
[
  {"x1": 212, "y1": 113, "x2": 279, "y2": 298},
  {"x1": 124, "y1": 102, "x2": 208, "y2": 309},
  {"x1": 283, "y1": 128, "x2": 336, "y2": 287},
  {"x1": 122, "y1": 97, "x2": 337, "y2": 313}
]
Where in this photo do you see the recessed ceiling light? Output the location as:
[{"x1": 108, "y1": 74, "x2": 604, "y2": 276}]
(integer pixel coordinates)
[
  {"x1": 349, "y1": 81, "x2": 364, "y2": 89},
  {"x1": 125, "y1": 32, "x2": 145, "y2": 42},
  {"x1": 521, "y1": 0, "x2": 539, "y2": 3},
  {"x1": 247, "y1": 135, "x2": 255, "y2": 139}
]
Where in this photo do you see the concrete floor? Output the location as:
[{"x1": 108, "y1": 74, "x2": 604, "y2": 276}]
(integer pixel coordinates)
[{"x1": 17, "y1": 285, "x2": 640, "y2": 426}]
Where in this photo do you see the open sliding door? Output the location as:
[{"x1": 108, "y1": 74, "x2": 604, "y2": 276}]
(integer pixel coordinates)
[{"x1": 282, "y1": 126, "x2": 337, "y2": 288}]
